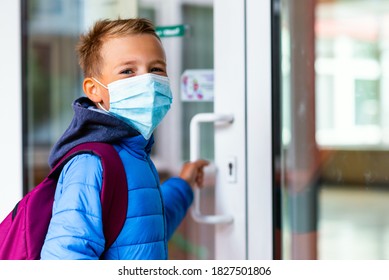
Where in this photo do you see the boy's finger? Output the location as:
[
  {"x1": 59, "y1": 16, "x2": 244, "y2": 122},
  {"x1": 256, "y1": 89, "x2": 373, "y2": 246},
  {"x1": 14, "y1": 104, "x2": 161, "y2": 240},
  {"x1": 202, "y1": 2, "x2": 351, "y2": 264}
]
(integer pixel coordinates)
[{"x1": 194, "y1": 159, "x2": 209, "y2": 169}]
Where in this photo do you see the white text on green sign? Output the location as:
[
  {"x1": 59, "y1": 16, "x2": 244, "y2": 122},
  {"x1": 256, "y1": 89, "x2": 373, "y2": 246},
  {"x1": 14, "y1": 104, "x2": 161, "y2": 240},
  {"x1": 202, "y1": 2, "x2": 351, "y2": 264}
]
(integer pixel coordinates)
[{"x1": 156, "y1": 25, "x2": 186, "y2": 38}]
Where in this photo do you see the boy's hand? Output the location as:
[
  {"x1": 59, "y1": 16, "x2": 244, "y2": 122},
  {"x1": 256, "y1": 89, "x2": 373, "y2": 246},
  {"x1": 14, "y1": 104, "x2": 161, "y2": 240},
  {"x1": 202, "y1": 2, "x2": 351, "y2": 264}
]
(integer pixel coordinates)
[{"x1": 179, "y1": 160, "x2": 209, "y2": 188}]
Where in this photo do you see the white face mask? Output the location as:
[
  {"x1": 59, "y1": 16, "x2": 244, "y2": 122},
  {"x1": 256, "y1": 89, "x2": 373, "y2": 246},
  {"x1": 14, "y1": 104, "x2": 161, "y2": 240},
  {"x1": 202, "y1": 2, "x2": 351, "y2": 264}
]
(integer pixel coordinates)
[{"x1": 93, "y1": 73, "x2": 173, "y2": 140}]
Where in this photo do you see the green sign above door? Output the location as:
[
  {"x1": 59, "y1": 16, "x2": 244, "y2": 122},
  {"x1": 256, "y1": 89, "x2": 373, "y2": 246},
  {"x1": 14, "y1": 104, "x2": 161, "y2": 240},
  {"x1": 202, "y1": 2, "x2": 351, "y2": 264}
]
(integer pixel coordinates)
[{"x1": 156, "y1": 24, "x2": 187, "y2": 38}]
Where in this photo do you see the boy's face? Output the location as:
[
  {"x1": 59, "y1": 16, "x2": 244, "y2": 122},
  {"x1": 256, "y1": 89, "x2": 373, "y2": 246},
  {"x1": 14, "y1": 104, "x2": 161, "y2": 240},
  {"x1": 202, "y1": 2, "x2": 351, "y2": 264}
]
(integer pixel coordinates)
[{"x1": 85, "y1": 34, "x2": 167, "y2": 109}]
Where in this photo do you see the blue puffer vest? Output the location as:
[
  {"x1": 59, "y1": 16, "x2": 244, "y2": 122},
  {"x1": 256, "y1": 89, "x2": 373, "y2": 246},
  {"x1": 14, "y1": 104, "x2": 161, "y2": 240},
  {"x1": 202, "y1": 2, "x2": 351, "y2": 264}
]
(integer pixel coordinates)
[{"x1": 41, "y1": 135, "x2": 193, "y2": 259}]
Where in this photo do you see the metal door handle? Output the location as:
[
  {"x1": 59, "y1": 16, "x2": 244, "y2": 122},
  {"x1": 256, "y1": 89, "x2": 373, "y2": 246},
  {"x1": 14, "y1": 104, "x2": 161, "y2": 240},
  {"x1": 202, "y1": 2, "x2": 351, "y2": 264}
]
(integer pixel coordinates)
[{"x1": 190, "y1": 113, "x2": 234, "y2": 224}]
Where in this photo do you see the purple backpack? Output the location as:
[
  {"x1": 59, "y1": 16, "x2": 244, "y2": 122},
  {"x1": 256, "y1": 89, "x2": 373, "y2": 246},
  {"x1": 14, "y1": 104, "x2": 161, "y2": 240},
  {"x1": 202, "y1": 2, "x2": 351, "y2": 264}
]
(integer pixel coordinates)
[{"x1": 0, "y1": 142, "x2": 128, "y2": 260}]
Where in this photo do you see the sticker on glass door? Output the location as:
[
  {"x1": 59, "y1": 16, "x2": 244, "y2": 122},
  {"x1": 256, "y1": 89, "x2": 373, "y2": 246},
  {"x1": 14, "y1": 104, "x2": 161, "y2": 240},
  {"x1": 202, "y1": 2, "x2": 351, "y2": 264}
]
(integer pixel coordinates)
[{"x1": 181, "y1": 69, "x2": 214, "y2": 102}]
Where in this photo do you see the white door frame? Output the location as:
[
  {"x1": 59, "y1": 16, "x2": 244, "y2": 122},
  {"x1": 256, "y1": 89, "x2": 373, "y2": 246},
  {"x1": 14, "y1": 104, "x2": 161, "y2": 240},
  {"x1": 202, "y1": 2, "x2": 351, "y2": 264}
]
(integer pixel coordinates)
[
  {"x1": 0, "y1": 1, "x2": 23, "y2": 220},
  {"x1": 246, "y1": 0, "x2": 273, "y2": 260},
  {"x1": 213, "y1": 0, "x2": 273, "y2": 259}
]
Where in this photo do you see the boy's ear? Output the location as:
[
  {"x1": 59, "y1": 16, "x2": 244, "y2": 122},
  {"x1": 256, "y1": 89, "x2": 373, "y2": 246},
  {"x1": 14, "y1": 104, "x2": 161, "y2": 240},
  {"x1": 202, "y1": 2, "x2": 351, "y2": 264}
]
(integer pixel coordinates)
[{"x1": 83, "y1": 77, "x2": 103, "y2": 103}]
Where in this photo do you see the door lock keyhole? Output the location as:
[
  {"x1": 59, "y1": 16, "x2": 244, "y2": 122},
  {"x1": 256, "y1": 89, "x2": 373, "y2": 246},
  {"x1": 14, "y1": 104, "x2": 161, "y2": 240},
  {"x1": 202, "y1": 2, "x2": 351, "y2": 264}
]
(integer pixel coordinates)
[{"x1": 227, "y1": 157, "x2": 237, "y2": 183}]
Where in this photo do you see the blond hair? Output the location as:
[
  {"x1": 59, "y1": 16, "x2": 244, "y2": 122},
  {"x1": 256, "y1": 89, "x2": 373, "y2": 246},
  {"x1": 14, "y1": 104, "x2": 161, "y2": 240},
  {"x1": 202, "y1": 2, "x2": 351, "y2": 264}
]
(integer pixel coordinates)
[{"x1": 77, "y1": 18, "x2": 159, "y2": 77}]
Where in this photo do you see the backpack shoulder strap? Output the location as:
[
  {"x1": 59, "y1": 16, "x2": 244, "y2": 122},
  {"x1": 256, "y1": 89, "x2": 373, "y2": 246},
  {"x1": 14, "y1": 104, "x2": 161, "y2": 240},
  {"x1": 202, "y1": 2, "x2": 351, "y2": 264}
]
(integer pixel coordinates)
[{"x1": 49, "y1": 142, "x2": 128, "y2": 254}]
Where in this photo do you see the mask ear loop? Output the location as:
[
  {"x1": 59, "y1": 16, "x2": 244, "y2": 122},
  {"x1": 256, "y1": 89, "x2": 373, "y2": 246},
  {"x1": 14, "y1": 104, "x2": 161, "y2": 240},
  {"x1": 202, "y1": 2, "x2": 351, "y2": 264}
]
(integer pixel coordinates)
[
  {"x1": 97, "y1": 102, "x2": 109, "y2": 113},
  {"x1": 92, "y1": 77, "x2": 109, "y2": 112},
  {"x1": 92, "y1": 77, "x2": 108, "y2": 89}
]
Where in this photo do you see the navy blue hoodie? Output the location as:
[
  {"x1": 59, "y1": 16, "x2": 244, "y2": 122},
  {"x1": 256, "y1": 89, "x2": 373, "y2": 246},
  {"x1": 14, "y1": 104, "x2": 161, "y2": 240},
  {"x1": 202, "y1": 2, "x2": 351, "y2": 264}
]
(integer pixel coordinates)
[{"x1": 48, "y1": 97, "x2": 139, "y2": 167}]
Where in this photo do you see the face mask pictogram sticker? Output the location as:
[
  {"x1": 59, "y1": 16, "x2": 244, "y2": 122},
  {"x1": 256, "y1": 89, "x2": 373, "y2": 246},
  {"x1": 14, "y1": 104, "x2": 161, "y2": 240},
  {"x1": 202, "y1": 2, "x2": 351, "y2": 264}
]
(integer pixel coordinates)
[{"x1": 181, "y1": 69, "x2": 214, "y2": 102}]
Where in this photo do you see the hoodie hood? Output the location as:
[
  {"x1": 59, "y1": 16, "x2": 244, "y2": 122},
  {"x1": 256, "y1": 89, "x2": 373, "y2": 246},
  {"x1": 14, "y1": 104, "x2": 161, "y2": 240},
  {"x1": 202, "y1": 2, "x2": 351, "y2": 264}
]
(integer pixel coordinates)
[{"x1": 48, "y1": 97, "x2": 140, "y2": 167}]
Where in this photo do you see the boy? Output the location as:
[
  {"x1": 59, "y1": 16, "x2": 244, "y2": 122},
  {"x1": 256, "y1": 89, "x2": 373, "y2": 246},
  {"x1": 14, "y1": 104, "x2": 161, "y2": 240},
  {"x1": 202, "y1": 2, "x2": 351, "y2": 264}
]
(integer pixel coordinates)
[{"x1": 40, "y1": 18, "x2": 208, "y2": 259}]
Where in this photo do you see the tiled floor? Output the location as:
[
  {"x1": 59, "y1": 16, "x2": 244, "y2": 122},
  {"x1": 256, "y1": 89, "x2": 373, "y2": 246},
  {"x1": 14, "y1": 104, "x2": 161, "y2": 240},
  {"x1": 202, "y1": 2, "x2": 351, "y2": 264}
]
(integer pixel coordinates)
[{"x1": 319, "y1": 186, "x2": 389, "y2": 259}]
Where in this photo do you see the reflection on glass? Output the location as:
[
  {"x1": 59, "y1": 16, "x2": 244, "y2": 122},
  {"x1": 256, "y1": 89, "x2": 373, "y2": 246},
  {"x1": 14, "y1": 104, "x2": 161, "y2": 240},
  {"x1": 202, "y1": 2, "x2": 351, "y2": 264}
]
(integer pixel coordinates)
[
  {"x1": 24, "y1": 0, "x2": 82, "y2": 191},
  {"x1": 280, "y1": 0, "x2": 389, "y2": 259}
]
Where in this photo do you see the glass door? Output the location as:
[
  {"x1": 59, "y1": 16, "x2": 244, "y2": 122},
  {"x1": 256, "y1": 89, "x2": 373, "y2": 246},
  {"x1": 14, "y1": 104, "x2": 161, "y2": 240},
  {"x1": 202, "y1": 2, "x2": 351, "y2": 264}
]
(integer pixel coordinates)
[{"x1": 278, "y1": 0, "x2": 389, "y2": 259}]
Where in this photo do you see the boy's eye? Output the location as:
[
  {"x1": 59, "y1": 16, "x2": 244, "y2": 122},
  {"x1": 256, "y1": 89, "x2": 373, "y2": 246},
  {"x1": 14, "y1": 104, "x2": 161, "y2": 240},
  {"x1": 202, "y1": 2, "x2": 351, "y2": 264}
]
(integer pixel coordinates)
[
  {"x1": 150, "y1": 67, "x2": 165, "y2": 73},
  {"x1": 120, "y1": 69, "x2": 134, "y2": 75}
]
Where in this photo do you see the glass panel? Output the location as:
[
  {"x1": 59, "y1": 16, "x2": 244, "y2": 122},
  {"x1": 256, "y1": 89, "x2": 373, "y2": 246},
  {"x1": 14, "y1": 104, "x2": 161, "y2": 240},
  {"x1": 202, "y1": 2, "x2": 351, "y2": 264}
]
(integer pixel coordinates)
[
  {"x1": 280, "y1": 0, "x2": 389, "y2": 259},
  {"x1": 24, "y1": 0, "x2": 82, "y2": 191},
  {"x1": 181, "y1": 5, "x2": 214, "y2": 162},
  {"x1": 169, "y1": 4, "x2": 215, "y2": 260}
]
